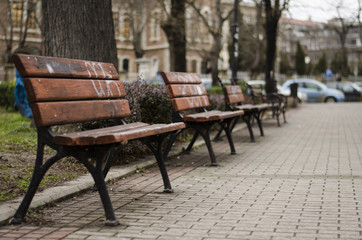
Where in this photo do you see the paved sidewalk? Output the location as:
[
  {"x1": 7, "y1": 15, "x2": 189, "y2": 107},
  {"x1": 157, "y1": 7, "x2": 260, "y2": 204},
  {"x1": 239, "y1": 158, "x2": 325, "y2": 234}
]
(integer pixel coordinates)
[{"x1": 1, "y1": 103, "x2": 362, "y2": 239}]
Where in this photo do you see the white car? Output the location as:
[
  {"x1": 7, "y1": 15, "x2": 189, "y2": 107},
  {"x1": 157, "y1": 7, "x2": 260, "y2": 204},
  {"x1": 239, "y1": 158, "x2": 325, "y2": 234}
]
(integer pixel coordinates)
[{"x1": 247, "y1": 80, "x2": 308, "y2": 103}]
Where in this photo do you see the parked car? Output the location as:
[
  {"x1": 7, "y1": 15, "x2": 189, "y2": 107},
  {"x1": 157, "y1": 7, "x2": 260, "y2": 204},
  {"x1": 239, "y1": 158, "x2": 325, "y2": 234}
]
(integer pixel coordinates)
[
  {"x1": 325, "y1": 82, "x2": 362, "y2": 102},
  {"x1": 282, "y1": 79, "x2": 345, "y2": 103},
  {"x1": 247, "y1": 80, "x2": 308, "y2": 103}
]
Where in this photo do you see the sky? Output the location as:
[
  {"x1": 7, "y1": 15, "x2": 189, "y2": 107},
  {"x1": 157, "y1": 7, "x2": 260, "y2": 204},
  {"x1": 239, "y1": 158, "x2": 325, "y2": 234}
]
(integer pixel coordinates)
[{"x1": 287, "y1": 0, "x2": 360, "y2": 22}]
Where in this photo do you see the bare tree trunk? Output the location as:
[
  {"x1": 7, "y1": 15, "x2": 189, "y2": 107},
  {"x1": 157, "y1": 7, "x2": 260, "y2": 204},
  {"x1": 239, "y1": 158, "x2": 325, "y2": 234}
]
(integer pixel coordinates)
[
  {"x1": 161, "y1": 0, "x2": 187, "y2": 72},
  {"x1": 250, "y1": 0, "x2": 263, "y2": 79},
  {"x1": 42, "y1": 0, "x2": 118, "y2": 70},
  {"x1": 263, "y1": 0, "x2": 289, "y2": 94},
  {"x1": 5, "y1": 0, "x2": 14, "y2": 63}
]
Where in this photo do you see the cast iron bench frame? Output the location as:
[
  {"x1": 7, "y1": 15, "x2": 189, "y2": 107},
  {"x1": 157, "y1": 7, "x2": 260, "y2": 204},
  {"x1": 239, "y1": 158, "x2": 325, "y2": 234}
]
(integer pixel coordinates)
[
  {"x1": 11, "y1": 54, "x2": 185, "y2": 226},
  {"x1": 216, "y1": 80, "x2": 267, "y2": 142},
  {"x1": 160, "y1": 72, "x2": 244, "y2": 166},
  {"x1": 248, "y1": 82, "x2": 287, "y2": 126}
]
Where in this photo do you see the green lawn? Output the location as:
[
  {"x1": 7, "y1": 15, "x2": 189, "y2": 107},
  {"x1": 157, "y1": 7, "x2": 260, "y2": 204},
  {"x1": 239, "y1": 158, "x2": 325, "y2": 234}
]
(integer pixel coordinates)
[{"x1": 0, "y1": 107, "x2": 37, "y2": 152}]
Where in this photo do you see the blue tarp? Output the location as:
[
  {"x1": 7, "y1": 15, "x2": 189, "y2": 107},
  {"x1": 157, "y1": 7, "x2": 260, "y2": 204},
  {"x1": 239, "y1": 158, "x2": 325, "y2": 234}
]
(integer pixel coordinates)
[{"x1": 14, "y1": 69, "x2": 33, "y2": 118}]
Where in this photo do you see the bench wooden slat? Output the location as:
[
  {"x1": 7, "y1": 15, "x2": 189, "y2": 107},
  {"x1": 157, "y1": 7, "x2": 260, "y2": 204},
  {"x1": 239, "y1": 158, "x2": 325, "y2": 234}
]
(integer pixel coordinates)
[
  {"x1": 31, "y1": 99, "x2": 130, "y2": 127},
  {"x1": 24, "y1": 78, "x2": 126, "y2": 102},
  {"x1": 183, "y1": 110, "x2": 244, "y2": 122},
  {"x1": 227, "y1": 94, "x2": 245, "y2": 104},
  {"x1": 167, "y1": 84, "x2": 207, "y2": 98},
  {"x1": 13, "y1": 54, "x2": 119, "y2": 79},
  {"x1": 224, "y1": 85, "x2": 242, "y2": 95},
  {"x1": 53, "y1": 122, "x2": 148, "y2": 145},
  {"x1": 234, "y1": 104, "x2": 259, "y2": 112},
  {"x1": 171, "y1": 96, "x2": 210, "y2": 112},
  {"x1": 161, "y1": 72, "x2": 202, "y2": 84},
  {"x1": 53, "y1": 122, "x2": 186, "y2": 146}
]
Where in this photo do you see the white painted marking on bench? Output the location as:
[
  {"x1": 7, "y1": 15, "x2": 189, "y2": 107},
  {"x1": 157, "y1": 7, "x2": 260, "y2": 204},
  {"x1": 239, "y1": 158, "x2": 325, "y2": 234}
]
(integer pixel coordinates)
[
  {"x1": 46, "y1": 64, "x2": 54, "y2": 74},
  {"x1": 105, "y1": 80, "x2": 122, "y2": 96},
  {"x1": 85, "y1": 62, "x2": 98, "y2": 78},
  {"x1": 98, "y1": 63, "x2": 106, "y2": 78},
  {"x1": 186, "y1": 97, "x2": 203, "y2": 108},
  {"x1": 91, "y1": 80, "x2": 106, "y2": 97}
]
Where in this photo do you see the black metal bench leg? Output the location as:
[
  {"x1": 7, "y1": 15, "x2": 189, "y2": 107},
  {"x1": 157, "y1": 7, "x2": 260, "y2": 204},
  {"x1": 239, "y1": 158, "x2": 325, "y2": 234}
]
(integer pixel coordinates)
[
  {"x1": 185, "y1": 131, "x2": 199, "y2": 154},
  {"x1": 102, "y1": 147, "x2": 120, "y2": 179},
  {"x1": 142, "y1": 136, "x2": 173, "y2": 193},
  {"x1": 242, "y1": 114, "x2": 255, "y2": 142},
  {"x1": 282, "y1": 109, "x2": 287, "y2": 123},
  {"x1": 194, "y1": 125, "x2": 217, "y2": 166},
  {"x1": 215, "y1": 116, "x2": 238, "y2": 142},
  {"x1": 163, "y1": 130, "x2": 181, "y2": 160},
  {"x1": 78, "y1": 151, "x2": 119, "y2": 226},
  {"x1": 275, "y1": 108, "x2": 281, "y2": 127},
  {"x1": 221, "y1": 119, "x2": 236, "y2": 155},
  {"x1": 255, "y1": 112, "x2": 264, "y2": 136},
  {"x1": 213, "y1": 126, "x2": 223, "y2": 142},
  {"x1": 12, "y1": 142, "x2": 62, "y2": 224}
]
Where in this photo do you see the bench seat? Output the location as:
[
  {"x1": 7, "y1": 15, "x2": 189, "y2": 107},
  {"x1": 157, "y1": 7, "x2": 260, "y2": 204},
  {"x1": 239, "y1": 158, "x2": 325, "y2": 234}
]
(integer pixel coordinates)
[
  {"x1": 183, "y1": 110, "x2": 244, "y2": 122},
  {"x1": 53, "y1": 122, "x2": 186, "y2": 146}
]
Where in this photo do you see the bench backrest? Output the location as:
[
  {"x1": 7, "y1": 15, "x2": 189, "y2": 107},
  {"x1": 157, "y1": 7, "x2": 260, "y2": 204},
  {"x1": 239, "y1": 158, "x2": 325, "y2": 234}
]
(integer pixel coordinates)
[
  {"x1": 248, "y1": 83, "x2": 265, "y2": 104},
  {"x1": 160, "y1": 72, "x2": 210, "y2": 112},
  {"x1": 13, "y1": 54, "x2": 130, "y2": 127},
  {"x1": 223, "y1": 85, "x2": 245, "y2": 105}
]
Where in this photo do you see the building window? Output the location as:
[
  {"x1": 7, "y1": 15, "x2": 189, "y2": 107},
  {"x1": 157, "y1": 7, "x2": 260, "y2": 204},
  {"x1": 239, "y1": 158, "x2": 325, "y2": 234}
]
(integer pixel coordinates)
[
  {"x1": 122, "y1": 17, "x2": 131, "y2": 39},
  {"x1": 191, "y1": 60, "x2": 197, "y2": 73},
  {"x1": 347, "y1": 39, "x2": 357, "y2": 46},
  {"x1": 113, "y1": 11, "x2": 120, "y2": 38},
  {"x1": 122, "y1": 59, "x2": 129, "y2": 72},
  {"x1": 12, "y1": 1, "x2": 23, "y2": 28},
  {"x1": 151, "y1": 11, "x2": 160, "y2": 41},
  {"x1": 200, "y1": 9, "x2": 210, "y2": 43},
  {"x1": 12, "y1": 1, "x2": 37, "y2": 29}
]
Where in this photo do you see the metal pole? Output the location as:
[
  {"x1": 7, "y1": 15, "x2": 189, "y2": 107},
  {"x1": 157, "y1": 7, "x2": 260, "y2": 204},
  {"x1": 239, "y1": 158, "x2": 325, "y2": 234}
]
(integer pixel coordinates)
[{"x1": 231, "y1": 0, "x2": 239, "y2": 85}]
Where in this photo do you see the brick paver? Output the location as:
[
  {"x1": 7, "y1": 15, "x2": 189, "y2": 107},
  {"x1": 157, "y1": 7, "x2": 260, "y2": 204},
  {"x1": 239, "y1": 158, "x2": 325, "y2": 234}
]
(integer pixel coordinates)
[{"x1": 1, "y1": 103, "x2": 362, "y2": 239}]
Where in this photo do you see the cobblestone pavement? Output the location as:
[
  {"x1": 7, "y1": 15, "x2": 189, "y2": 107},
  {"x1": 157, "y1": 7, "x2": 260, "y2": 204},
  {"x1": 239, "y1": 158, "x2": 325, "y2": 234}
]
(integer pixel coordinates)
[{"x1": 1, "y1": 103, "x2": 362, "y2": 240}]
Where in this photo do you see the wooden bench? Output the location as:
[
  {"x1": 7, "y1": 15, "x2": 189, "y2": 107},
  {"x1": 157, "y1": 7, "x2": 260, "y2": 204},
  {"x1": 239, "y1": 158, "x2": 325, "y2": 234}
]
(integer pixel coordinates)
[
  {"x1": 11, "y1": 54, "x2": 185, "y2": 226},
  {"x1": 217, "y1": 80, "x2": 267, "y2": 142},
  {"x1": 248, "y1": 82, "x2": 286, "y2": 126},
  {"x1": 160, "y1": 72, "x2": 244, "y2": 166}
]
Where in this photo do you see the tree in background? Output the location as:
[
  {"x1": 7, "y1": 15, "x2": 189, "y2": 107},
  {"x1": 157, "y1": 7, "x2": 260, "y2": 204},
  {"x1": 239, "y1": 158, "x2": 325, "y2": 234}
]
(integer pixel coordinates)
[
  {"x1": 295, "y1": 42, "x2": 306, "y2": 75},
  {"x1": 158, "y1": 0, "x2": 187, "y2": 72},
  {"x1": 279, "y1": 52, "x2": 291, "y2": 75},
  {"x1": 232, "y1": 0, "x2": 265, "y2": 79},
  {"x1": 314, "y1": 52, "x2": 327, "y2": 74},
  {"x1": 328, "y1": 2, "x2": 353, "y2": 77},
  {"x1": 116, "y1": 0, "x2": 155, "y2": 59},
  {"x1": 263, "y1": 0, "x2": 290, "y2": 94},
  {"x1": 356, "y1": 0, "x2": 362, "y2": 48},
  {"x1": 42, "y1": 0, "x2": 118, "y2": 70},
  {"x1": 187, "y1": 0, "x2": 239, "y2": 86},
  {"x1": 0, "y1": 0, "x2": 40, "y2": 64}
]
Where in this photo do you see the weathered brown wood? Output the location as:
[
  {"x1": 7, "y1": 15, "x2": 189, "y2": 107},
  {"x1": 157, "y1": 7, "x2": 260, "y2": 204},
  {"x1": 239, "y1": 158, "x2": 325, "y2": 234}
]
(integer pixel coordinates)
[
  {"x1": 224, "y1": 85, "x2": 242, "y2": 95},
  {"x1": 227, "y1": 94, "x2": 245, "y2": 104},
  {"x1": 183, "y1": 110, "x2": 244, "y2": 122},
  {"x1": 24, "y1": 78, "x2": 126, "y2": 102},
  {"x1": 171, "y1": 96, "x2": 210, "y2": 112},
  {"x1": 166, "y1": 84, "x2": 207, "y2": 98},
  {"x1": 31, "y1": 100, "x2": 130, "y2": 127},
  {"x1": 234, "y1": 104, "x2": 259, "y2": 112},
  {"x1": 13, "y1": 54, "x2": 119, "y2": 79},
  {"x1": 161, "y1": 72, "x2": 202, "y2": 84},
  {"x1": 53, "y1": 122, "x2": 186, "y2": 146}
]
